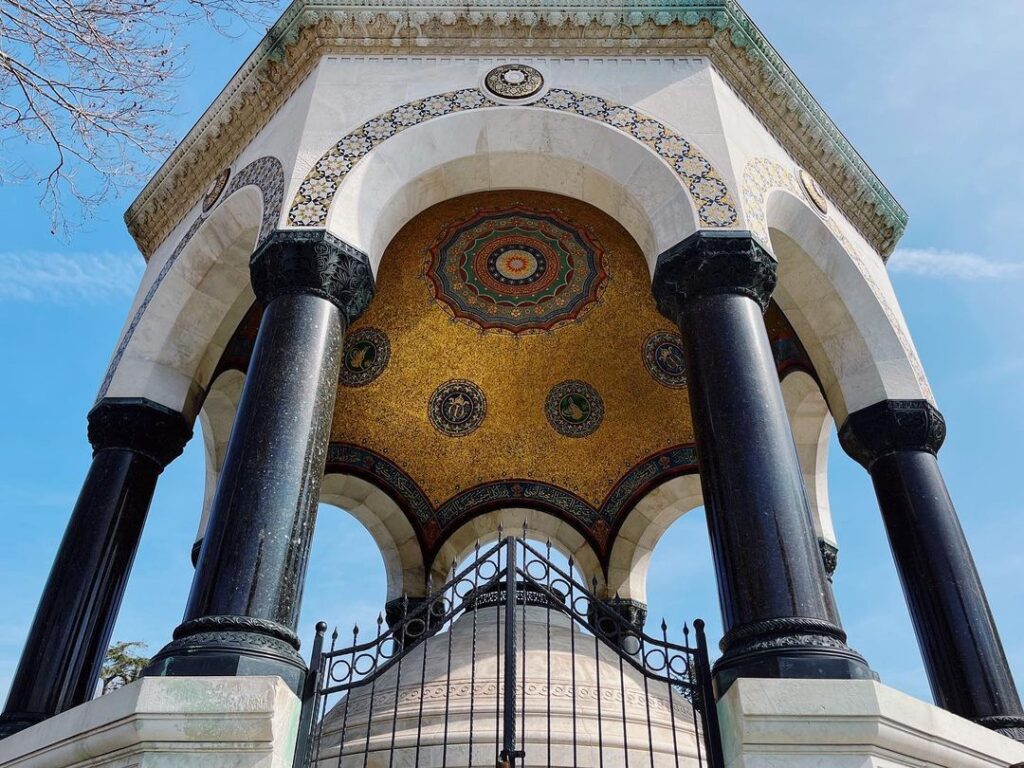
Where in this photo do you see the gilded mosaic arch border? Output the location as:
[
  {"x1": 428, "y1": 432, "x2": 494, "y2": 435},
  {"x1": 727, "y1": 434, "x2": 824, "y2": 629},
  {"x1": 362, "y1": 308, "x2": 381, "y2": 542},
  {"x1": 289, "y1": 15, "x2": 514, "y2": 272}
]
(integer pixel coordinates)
[
  {"x1": 97, "y1": 156, "x2": 286, "y2": 402},
  {"x1": 287, "y1": 87, "x2": 739, "y2": 231}
]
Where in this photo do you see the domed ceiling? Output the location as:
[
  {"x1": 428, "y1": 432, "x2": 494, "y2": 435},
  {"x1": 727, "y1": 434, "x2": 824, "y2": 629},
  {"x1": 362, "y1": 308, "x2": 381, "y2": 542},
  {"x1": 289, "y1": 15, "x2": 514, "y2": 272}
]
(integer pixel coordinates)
[{"x1": 214, "y1": 191, "x2": 815, "y2": 565}]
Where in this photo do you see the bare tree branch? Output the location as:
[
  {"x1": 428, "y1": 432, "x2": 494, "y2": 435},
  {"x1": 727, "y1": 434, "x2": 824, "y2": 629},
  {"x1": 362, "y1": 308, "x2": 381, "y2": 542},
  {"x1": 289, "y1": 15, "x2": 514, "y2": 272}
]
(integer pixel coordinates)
[{"x1": 0, "y1": 0, "x2": 279, "y2": 235}]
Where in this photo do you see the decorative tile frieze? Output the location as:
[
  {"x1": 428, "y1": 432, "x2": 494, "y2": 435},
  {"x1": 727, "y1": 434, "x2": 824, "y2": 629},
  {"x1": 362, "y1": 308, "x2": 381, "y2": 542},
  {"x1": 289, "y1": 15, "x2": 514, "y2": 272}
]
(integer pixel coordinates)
[
  {"x1": 125, "y1": 3, "x2": 906, "y2": 262},
  {"x1": 286, "y1": 87, "x2": 738, "y2": 230}
]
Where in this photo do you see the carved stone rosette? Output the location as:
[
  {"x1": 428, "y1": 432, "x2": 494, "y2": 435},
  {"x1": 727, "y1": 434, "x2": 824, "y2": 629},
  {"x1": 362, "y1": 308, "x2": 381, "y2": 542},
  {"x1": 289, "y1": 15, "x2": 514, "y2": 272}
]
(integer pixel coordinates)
[{"x1": 250, "y1": 229, "x2": 375, "y2": 325}]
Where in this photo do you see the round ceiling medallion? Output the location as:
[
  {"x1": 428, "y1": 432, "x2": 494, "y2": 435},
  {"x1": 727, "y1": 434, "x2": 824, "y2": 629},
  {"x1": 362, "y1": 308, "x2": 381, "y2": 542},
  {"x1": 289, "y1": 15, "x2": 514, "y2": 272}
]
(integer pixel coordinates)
[
  {"x1": 485, "y1": 64, "x2": 544, "y2": 100},
  {"x1": 429, "y1": 380, "x2": 487, "y2": 437},
  {"x1": 339, "y1": 327, "x2": 390, "y2": 387},
  {"x1": 545, "y1": 380, "x2": 605, "y2": 438},
  {"x1": 799, "y1": 169, "x2": 829, "y2": 215},
  {"x1": 643, "y1": 331, "x2": 688, "y2": 389},
  {"x1": 203, "y1": 168, "x2": 231, "y2": 212},
  {"x1": 425, "y1": 206, "x2": 608, "y2": 335}
]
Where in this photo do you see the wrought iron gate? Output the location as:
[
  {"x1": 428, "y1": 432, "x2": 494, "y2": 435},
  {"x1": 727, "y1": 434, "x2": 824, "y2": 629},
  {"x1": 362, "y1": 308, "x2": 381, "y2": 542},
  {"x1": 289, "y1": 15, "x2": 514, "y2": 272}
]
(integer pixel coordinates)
[{"x1": 294, "y1": 529, "x2": 723, "y2": 767}]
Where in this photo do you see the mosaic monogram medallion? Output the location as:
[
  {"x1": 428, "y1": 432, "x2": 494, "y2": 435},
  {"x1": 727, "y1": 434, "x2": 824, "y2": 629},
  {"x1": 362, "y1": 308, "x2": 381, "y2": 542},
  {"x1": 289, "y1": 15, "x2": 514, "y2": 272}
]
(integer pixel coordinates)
[
  {"x1": 203, "y1": 168, "x2": 231, "y2": 212},
  {"x1": 545, "y1": 380, "x2": 604, "y2": 438},
  {"x1": 643, "y1": 331, "x2": 688, "y2": 389},
  {"x1": 429, "y1": 380, "x2": 487, "y2": 437},
  {"x1": 484, "y1": 64, "x2": 544, "y2": 100},
  {"x1": 799, "y1": 169, "x2": 829, "y2": 216},
  {"x1": 426, "y1": 206, "x2": 608, "y2": 334},
  {"x1": 339, "y1": 328, "x2": 390, "y2": 387}
]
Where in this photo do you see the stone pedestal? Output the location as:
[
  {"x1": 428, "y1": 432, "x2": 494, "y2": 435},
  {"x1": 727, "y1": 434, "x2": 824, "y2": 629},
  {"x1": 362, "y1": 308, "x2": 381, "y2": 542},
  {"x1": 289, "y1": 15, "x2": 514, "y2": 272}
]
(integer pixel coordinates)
[
  {"x1": 0, "y1": 677, "x2": 300, "y2": 768},
  {"x1": 718, "y1": 678, "x2": 1024, "y2": 768}
]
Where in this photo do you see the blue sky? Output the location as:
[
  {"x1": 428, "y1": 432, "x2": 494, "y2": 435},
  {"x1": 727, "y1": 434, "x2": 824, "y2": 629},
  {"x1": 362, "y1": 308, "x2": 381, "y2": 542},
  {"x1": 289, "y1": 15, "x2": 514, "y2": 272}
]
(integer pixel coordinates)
[{"x1": 1, "y1": 1, "x2": 1022, "y2": 707}]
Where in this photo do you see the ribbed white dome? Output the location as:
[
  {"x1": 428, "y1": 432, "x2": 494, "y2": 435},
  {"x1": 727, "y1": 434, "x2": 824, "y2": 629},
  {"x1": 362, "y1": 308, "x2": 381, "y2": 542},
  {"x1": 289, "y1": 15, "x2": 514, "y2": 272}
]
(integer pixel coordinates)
[{"x1": 317, "y1": 601, "x2": 701, "y2": 767}]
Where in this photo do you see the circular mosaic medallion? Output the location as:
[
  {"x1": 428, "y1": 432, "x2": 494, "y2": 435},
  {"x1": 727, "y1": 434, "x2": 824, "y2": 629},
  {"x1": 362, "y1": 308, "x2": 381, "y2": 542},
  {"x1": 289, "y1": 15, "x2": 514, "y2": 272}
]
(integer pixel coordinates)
[
  {"x1": 484, "y1": 64, "x2": 544, "y2": 100},
  {"x1": 339, "y1": 328, "x2": 390, "y2": 387},
  {"x1": 426, "y1": 206, "x2": 608, "y2": 334},
  {"x1": 799, "y1": 169, "x2": 829, "y2": 216},
  {"x1": 203, "y1": 168, "x2": 231, "y2": 212},
  {"x1": 545, "y1": 380, "x2": 604, "y2": 438},
  {"x1": 643, "y1": 331, "x2": 688, "y2": 389},
  {"x1": 429, "y1": 380, "x2": 487, "y2": 437}
]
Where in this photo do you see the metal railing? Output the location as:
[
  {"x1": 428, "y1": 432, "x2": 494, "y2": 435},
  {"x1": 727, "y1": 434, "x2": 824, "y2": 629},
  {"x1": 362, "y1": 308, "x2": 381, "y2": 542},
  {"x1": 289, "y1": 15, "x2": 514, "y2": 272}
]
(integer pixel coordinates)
[{"x1": 295, "y1": 528, "x2": 722, "y2": 767}]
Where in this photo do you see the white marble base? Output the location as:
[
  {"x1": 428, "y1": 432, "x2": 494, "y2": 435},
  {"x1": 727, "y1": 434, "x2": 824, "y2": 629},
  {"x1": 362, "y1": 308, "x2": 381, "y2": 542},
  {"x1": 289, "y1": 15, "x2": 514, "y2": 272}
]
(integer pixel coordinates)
[
  {"x1": 0, "y1": 676, "x2": 300, "y2": 768},
  {"x1": 719, "y1": 678, "x2": 1024, "y2": 768}
]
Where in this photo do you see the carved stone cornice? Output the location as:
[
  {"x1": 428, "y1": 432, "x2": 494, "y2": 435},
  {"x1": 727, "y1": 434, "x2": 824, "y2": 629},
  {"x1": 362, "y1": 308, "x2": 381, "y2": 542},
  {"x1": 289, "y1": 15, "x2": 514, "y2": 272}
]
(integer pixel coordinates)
[
  {"x1": 125, "y1": 1, "x2": 906, "y2": 261},
  {"x1": 651, "y1": 230, "x2": 776, "y2": 320},
  {"x1": 87, "y1": 397, "x2": 192, "y2": 469},
  {"x1": 838, "y1": 399, "x2": 947, "y2": 470},
  {"x1": 249, "y1": 229, "x2": 375, "y2": 323}
]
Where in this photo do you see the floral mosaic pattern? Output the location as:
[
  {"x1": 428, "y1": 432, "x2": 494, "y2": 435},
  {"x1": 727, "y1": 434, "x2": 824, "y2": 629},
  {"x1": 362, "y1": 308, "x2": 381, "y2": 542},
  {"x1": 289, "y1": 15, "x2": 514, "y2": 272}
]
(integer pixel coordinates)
[
  {"x1": 428, "y1": 379, "x2": 487, "y2": 437},
  {"x1": 545, "y1": 380, "x2": 605, "y2": 438},
  {"x1": 425, "y1": 205, "x2": 608, "y2": 335},
  {"x1": 97, "y1": 156, "x2": 286, "y2": 402},
  {"x1": 643, "y1": 330, "x2": 688, "y2": 389},
  {"x1": 339, "y1": 327, "x2": 390, "y2": 387},
  {"x1": 287, "y1": 88, "x2": 738, "y2": 230}
]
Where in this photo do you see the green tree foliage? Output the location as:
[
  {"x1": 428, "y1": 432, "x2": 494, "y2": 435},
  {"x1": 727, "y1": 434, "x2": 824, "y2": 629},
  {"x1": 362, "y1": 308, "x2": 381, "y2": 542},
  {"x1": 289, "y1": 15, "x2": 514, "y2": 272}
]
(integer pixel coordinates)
[{"x1": 100, "y1": 641, "x2": 149, "y2": 695}]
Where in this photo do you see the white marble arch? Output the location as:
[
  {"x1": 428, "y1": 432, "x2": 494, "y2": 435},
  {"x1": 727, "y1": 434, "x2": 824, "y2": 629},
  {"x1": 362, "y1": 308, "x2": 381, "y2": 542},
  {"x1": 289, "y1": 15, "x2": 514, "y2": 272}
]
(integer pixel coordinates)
[
  {"x1": 104, "y1": 187, "x2": 262, "y2": 421},
  {"x1": 430, "y1": 508, "x2": 606, "y2": 596},
  {"x1": 781, "y1": 369, "x2": 837, "y2": 546},
  {"x1": 767, "y1": 189, "x2": 930, "y2": 424},
  {"x1": 321, "y1": 106, "x2": 698, "y2": 277},
  {"x1": 605, "y1": 474, "x2": 704, "y2": 605},
  {"x1": 319, "y1": 473, "x2": 447, "y2": 601},
  {"x1": 195, "y1": 368, "x2": 245, "y2": 549}
]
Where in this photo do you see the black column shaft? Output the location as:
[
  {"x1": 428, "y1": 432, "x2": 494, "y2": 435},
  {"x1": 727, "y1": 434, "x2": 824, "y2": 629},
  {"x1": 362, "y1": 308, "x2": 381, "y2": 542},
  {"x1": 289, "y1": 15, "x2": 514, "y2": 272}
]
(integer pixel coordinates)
[
  {"x1": 653, "y1": 231, "x2": 871, "y2": 694},
  {"x1": 146, "y1": 230, "x2": 373, "y2": 692},
  {"x1": 0, "y1": 399, "x2": 189, "y2": 738},
  {"x1": 842, "y1": 400, "x2": 1024, "y2": 740}
]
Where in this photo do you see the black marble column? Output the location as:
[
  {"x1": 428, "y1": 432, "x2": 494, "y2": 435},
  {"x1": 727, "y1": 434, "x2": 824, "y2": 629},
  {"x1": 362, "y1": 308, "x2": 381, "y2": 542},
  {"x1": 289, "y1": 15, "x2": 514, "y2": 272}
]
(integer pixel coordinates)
[
  {"x1": 652, "y1": 231, "x2": 872, "y2": 694},
  {"x1": 840, "y1": 400, "x2": 1024, "y2": 740},
  {"x1": 0, "y1": 399, "x2": 190, "y2": 739},
  {"x1": 146, "y1": 230, "x2": 373, "y2": 693}
]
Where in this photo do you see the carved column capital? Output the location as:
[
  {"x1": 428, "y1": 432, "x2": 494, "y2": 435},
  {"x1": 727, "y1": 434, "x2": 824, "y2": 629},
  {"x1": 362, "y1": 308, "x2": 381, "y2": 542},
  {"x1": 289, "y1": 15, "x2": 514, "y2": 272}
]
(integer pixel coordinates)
[
  {"x1": 87, "y1": 398, "x2": 191, "y2": 469},
  {"x1": 250, "y1": 229, "x2": 375, "y2": 324},
  {"x1": 839, "y1": 399, "x2": 947, "y2": 470},
  {"x1": 651, "y1": 230, "x2": 777, "y2": 321}
]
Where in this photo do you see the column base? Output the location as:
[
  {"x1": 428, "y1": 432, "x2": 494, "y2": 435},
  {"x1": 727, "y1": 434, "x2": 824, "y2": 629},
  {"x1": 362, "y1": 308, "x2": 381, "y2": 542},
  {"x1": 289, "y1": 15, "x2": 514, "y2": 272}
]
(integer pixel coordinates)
[
  {"x1": 0, "y1": 677, "x2": 300, "y2": 766},
  {"x1": 0, "y1": 714, "x2": 43, "y2": 741},
  {"x1": 718, "y1": 678, "x2": 1024, "y2": 766},
  {"x1": 713, "y1": 616, "x2": 875, "y2": 696},
  {"x1": 144, "y1": 616, "x2": 307, "y2": 695}
]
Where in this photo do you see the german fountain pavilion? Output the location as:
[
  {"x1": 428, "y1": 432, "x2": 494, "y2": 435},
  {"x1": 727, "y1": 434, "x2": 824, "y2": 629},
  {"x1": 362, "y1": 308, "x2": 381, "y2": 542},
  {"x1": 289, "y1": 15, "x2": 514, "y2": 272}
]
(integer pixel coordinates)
[{"x1": 1, "y1": 1, "x2": 1023, "y2": 766}]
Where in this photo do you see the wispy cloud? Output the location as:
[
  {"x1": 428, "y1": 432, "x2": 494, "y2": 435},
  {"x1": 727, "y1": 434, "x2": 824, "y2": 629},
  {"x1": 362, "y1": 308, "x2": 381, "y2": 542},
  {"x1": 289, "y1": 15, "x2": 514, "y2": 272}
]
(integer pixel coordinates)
[
  {"x1": 0, "y1": 251, "x2": 143, "y2": 303},
  {"x1": 889, "y1": 248, "x2": 1024, "y2": 281}
]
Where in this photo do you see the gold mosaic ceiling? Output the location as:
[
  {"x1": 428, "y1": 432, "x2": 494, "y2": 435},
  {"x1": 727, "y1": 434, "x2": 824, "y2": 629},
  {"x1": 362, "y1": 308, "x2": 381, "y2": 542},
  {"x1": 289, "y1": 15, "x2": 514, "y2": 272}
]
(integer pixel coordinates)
[{"x1": 215, "y1": 190, "x2": 814, "y2": 558}]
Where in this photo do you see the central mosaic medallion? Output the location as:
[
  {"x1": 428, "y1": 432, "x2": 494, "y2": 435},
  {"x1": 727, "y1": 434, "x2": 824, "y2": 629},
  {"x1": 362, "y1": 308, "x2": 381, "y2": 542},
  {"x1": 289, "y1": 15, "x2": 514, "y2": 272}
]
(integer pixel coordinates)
[{"x1": 425, "y1": 206, "x2": 608, "y2": 335}]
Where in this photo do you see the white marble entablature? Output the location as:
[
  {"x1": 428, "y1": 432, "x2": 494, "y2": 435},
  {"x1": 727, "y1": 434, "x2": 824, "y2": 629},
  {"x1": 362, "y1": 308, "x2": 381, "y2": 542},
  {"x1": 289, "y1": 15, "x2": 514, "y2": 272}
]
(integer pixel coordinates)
[{"x1": 124, "y1": 0, "x2": 906, "y2": 261}]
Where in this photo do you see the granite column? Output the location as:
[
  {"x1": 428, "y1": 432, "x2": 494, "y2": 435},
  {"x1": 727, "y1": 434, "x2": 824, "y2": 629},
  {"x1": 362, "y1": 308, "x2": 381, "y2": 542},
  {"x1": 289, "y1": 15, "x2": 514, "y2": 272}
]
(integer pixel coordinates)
[
  {"x1": 146, "y1": 230, "x2": 374, "y2": 692},
  {"x1": 0, "y1": 399, "x2": 190, "y2": 738},
  {"x1": 841, "y1": 401, "x2": 1024, "y2": 740},
  {"x1": 652, "y1": 231, "x2": 872, "y2": 694}
]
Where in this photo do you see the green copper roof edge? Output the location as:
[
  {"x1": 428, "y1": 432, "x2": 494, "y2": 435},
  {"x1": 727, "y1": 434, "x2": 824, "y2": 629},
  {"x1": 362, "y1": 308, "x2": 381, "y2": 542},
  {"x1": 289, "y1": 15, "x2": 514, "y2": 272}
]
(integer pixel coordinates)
[{"x1": 127, "y1": 0, "x2": 907, "y2": 257}]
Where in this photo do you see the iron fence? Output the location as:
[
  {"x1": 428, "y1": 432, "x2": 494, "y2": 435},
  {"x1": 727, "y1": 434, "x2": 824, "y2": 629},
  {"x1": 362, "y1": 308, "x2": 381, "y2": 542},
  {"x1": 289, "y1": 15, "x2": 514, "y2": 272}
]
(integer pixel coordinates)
[{"x1": 295, "y1": 528, "x2": 722, "y2": 767}]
